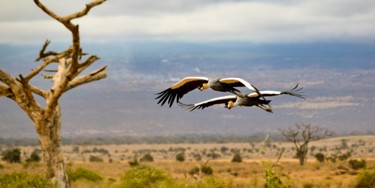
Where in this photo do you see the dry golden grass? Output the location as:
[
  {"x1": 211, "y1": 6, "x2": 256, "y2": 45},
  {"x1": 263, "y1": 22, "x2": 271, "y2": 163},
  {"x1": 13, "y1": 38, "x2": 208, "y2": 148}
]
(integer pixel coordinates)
[
  {"x1": 1, "y1": 159, "x2": 374, "y2": 187},
  {"x1": 1, "y1": 135, "x2": 375, "y2": 187}
]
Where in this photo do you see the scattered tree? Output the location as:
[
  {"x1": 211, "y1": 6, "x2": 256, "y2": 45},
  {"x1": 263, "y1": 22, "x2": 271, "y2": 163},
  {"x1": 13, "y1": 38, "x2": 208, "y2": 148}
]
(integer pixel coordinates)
[
  {"x1": 0, "y1": 1, "x2": 106, "y2": 187},
  {"x1": 279, "y1": 123, "x2": 333, "y2": 165},
  {"x1": 1, "y1": 148, "x2": 21, "y2": 163}
]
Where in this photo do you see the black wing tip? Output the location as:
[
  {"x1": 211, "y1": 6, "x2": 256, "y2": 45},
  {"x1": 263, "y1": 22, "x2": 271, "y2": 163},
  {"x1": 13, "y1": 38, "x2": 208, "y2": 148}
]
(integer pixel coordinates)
[{"x1": 155, "y1": 89, "x2": 178, "y2": 107}]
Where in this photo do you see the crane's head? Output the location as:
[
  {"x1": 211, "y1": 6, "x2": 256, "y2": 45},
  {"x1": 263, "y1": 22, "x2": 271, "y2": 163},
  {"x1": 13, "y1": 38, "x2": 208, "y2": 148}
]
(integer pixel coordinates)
[
  {"x1": 227, "y1": 101, "x2": 235, "y2": 110},
  {"x1": 198, "y1": 83, "x2": 209, "y2": 91}
]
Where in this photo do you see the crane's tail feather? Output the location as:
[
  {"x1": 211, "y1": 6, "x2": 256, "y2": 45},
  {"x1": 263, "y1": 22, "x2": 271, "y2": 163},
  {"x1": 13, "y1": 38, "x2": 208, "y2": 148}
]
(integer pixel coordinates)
[{"x1": 283, "y1": 84, "x2": 306, "y2": 99}]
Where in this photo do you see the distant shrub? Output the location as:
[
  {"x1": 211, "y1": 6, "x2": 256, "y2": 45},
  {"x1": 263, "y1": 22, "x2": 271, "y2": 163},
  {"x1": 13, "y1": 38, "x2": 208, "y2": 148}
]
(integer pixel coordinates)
[
  {"x1": 192, "y1": 153, "x2": 202, "y2": 161},
  {"x1": 26, "y1": 150, "x2": 41, "y2": 163},
  {"x1": 92, "y1": 147, "x2": 109, "y2": 155},
  {"x1": 72, "y1": 146, "x2": 80, "y2": 153},
  {"x1": 189, "y1": 165, "x2": 213, "y2": 176},
  {"x1": 349, "y1": 159, "x2": 366, "y2": 170},
  {"x1": 67, "y1": 167, "x2": 103, "y2": 182},
  {"x1": 0, "y1": 172, "x2": 53, "y2": 188},
  {"x1": 176, "y1": 152, "x2": 185, "y2": 162},
  {"x1": 128, "y1": 158, "x2": 139, "y2": 167},
  {"x1": 314, "y1": 153, "x2": 325, "y2": 163},
  {"x1": 0, "y1": 163, "x2": 4, "y2": 169},
  {"x1": 356, "y1": 170, "x2": 375, "y2": 188},
  {"x1": 89, "y1": 155, "x2": 103, "y2": 162},
  {"x1": 1, "y1": 148, "x2": 21, "y2": 163},
  {"x1": 220, "y1": 146, "x2": 229, "y2": 153},
  {"x1": 231, "y1": 153, "x2": 242, "y2": 163},
  {"x1": 207, "y1": 152, "x2": 221, "y2": 160},
  {"x1": 338, "y1": 152, "x2": 351, "y2": 161},
  {"x1": 119, "y1": 165, "x2": 171, "y2": 188},
  {"x1": 140, "y1": 153, "x2": 154, "y2": 162}
]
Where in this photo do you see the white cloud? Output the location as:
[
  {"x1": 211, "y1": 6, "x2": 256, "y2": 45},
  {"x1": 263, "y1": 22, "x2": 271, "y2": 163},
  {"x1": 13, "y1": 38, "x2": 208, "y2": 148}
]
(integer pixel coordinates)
[{"x1": 0, "y1": 0, "x2": 374, "y2": 44}]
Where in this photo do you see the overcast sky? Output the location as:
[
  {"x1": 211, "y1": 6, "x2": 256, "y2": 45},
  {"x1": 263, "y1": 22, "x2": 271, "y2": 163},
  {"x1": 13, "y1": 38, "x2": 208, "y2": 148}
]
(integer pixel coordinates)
[{"x1": 0, "y1": 0, "x2": 375, "y2": 44}]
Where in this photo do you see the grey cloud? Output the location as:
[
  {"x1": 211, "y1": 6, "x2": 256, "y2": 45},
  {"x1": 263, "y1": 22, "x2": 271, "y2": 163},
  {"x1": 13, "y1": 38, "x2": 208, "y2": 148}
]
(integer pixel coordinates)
[{"x1": 0, "y1": 0, "x2": 374, "y2": 44}]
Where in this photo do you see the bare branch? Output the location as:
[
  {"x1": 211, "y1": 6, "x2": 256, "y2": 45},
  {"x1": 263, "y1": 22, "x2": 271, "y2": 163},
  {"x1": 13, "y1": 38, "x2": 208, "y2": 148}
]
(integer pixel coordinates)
[
  {"x1": 77, "y1": 55, "x2": 100, "y2": 75},
  {"x1": 64, "y1": 0, "x2": 106, "y2": 21},
  {"x1": 44, "y1": 69, "x2": 58, "y2": 73},
  {"x1": 36, "y1": 40, "x2": 58, "y2": 61},
  {"x1": 42, "y1": 74, "x2": 54, "y2": 79},
  {"x1": 25, "y1": 49, "x2": 71, "y2": 81},
  {"x1": 18, "y1": 74, "x2": 41, "y2": 110},
  {"x1": 0, "y1": 69, "x2": 18, "y2": 87},
  {"x1": 33, "y1": 0, "x2": 64, "y2": 23},
  {"x1": 29, "y1": 84, "x2": 47, "y2": 98},
  {"x1": 65, "y1": 65, "x2": 107, "y2": 92},
  {"x1": 0, "y1": 84, "x2": 13, "y2": 98}
]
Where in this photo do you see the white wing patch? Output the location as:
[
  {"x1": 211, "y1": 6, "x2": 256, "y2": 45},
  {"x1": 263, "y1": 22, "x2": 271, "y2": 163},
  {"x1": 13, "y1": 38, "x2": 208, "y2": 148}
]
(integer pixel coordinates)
[
  {"x1": 247, "y1": 90, "x2": 282, "y2": 97},
  {"x1": 194, "y1": 95, "x2": 237, "y2": 106},
  {"x1": 219, "y1": 77, "x2": 257, "y2": 91}
]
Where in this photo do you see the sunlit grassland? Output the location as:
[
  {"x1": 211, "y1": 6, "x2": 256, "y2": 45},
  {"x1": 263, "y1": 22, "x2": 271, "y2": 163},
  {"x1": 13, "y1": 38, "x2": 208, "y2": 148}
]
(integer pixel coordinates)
[{"x1": 1, "y1": 135, "x2": 375, "y2": 187}]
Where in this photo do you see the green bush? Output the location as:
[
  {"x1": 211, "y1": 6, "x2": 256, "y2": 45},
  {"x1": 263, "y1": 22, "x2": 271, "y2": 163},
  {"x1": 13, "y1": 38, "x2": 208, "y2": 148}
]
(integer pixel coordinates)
[
  {"x1": 0, "y1": 172, "x2": 53, "y2": 188},
  {"x1": 314, "y1": 153, "x2": 325, "y2": 163},
  {"x1": 338, "y1": 152, "x2": 351, "y2": 161},
  {"x1": 89, "y1": 155, "x2": 104, "y2": 162},
  {"x1": 1, "y1": 148, "x2": 21, "y2": 163},
  {"x1": 263, "y1": 164, "x2": 283, "y2": 188},
  {"x1": 26, "y1": 150, "x2": 41, "y2": 163},
  {"x1": 119, "y1": 165, "x2": 171, "y2": 188},
  {"x1": 67, "y1": 167, "x2": 103, "y2": 182},
  {"x1": 356, "y1": 170, "x2": 375, "y2": 188},
  {"x1": 128, "y1": 158, "x2": 139, "y2": 167},
  {"x1": 189, "y1": 165, "x2": 213, "y2": 176},
  {"x1": 176, "y1": 152, "x2": 185, "y2": 162},
  {"x1": 140, "y1": 153, "x2": 154, "y2": 162},
  {"x1": 349, "y1": 159, "x2": 366, "y2": 170}
]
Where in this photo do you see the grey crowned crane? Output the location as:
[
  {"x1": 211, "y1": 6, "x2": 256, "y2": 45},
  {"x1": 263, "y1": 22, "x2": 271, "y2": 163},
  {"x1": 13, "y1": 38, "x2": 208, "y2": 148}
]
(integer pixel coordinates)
[
  {"x1": 155, "y1": 77, "x2": 261, "y2": 107},
  {"x1": 179, "y1": 84, "x2": 305, "y2": 113}
]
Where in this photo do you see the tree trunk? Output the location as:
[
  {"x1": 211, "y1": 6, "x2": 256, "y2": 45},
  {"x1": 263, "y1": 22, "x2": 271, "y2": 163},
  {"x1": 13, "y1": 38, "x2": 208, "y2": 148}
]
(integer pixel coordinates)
[
  {"x1": 35, "y1": 105, "x2": 69, "y2": 188},
  {"x1": 298, "y1": 154, "x2": 305, "y2": 166},
  {"x1": 297, "y1": 145, "x2": 308, "y2": 166}
]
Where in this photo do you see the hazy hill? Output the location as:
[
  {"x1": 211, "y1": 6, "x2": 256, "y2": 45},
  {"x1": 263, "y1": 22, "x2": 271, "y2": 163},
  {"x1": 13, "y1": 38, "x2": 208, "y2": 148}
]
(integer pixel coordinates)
[{"x1": 0, "y1": 42, "x2": 374, "y2": 138}]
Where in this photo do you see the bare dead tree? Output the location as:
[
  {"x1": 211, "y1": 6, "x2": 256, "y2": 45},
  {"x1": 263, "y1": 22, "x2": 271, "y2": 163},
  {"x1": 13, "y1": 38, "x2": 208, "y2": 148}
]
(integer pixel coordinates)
[
  {"x1": 279, "y1": 123, "x2": 333, "y2": 166},
  {"x1": 0, "y1": 1, "x2": 106, "y2": 187}
]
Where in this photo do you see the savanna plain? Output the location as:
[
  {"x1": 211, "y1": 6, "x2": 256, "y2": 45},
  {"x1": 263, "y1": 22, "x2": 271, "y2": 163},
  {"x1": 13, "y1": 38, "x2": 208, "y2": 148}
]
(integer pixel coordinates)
[{"x1": 1, "y1": 135, "x2": 375, "y2": 188}]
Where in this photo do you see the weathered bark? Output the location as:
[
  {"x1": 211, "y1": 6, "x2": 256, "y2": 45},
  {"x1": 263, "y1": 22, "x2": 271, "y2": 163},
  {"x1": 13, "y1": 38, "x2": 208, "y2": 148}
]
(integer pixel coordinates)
[
  {"x1": 0, "y1": 1, "x2": 107, "y2": 188},
  {"x1": 35, "y1": 106, "x2": 68, "y2": 187}
]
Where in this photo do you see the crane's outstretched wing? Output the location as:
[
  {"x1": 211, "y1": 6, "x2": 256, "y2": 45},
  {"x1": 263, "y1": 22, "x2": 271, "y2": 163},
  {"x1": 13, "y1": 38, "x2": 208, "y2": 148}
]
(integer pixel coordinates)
[
  {"x1": 247, "y1": 84, "x2": 305, "y2": 99},
  {"x1": 179, "y1": 95, "x2": 237, "y2": 111},
  {"x1": 219, "y1": 77, "x2": 259, "y2": 92},
  {"x1": 155, "y1": 77, "x2": 209, "y2": 107}
]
